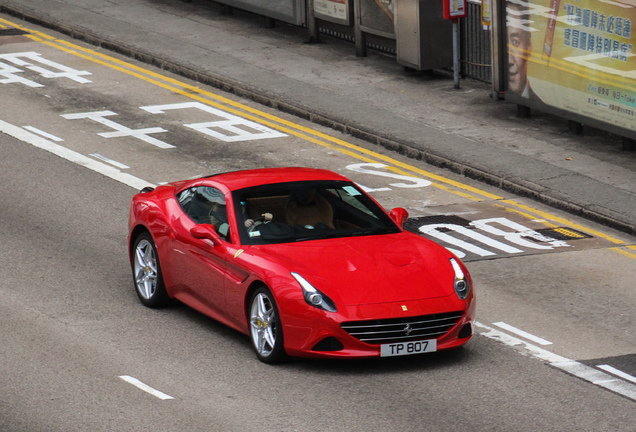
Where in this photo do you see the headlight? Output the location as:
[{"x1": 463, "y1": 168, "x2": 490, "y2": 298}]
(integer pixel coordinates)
[
  {"x1": 291, "y1": 272, "x2": 337, "y2": 312},
  {"x1": 450, "y1": 258, "x2": 470, "y2": 300}
]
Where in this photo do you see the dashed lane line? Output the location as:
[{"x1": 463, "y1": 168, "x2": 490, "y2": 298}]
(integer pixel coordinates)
[
  {"x1": 0, "y1": 120, "x2": 154, "y2": 190},
  {"x1": 476, "y1": 322, "x2": 636, "y2": 403},
  {"x1": 119, "y1": 375, "x2": 173, "y2": 400},
  {"x1": 597, "y1": 365, "x2": 636, "y2": 385},
  {"x1": 492, "y1": 322, "x2": 552, "y2": 346}
]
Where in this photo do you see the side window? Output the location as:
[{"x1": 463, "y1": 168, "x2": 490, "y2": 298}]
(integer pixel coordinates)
[{"x1": 177, "y1": 186, "x2": 231, "y2": 241}]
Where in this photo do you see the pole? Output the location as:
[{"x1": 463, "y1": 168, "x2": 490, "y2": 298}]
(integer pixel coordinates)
[
  {"x1": 453, "y1": 18, "x2": 460, "y2": 89},
  {"x1": 307, "y1": 0, "x2": 320, "y2": 43}
]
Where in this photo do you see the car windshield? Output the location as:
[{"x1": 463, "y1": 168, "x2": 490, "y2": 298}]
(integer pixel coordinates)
[{"x1": 233, "y1": 180, "x2": 400, "y2": 245}]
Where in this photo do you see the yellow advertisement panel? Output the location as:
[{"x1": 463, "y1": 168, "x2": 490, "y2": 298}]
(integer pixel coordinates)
[{"x1": 506, "y1": 0, "x2": 635, "y2": 133}]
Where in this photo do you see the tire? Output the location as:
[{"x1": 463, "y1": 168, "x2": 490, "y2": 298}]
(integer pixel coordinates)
[
  {"x1": 248, "y1": 287, "x2": 286, "y2": 364},
  {"x1": 132, "y1": 232, "x2": 169, "y2": 308}
]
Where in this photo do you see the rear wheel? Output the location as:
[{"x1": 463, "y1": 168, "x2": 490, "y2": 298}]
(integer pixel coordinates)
[
  {"x1": 249, "y1": 287, "x2": 286, "y2": 363},
  {"x1": 132, "y1": 232, "x2": 169, "y2": 308}
]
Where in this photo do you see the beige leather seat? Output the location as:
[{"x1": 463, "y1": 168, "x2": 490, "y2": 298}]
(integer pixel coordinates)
[{"x1": 285, "y1": 190, "x2": 334, "y2": 229}]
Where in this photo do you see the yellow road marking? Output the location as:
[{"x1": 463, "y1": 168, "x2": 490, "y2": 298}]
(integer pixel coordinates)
[
  {"x1": 553, "y1": 228, "x2": 586, "y2": 239},
  {"x1": 3, "y1": 18, "x2": 634, "y2": 257},
  {"x1": 499, "y1": 200, "x2": 626, "y2": 245},
  {"x1": 610, "y1": 247, "x2": 636, "y2": 260},
  {"x1": 3, "y1": 18, "x2": 491, "y2": 201}
]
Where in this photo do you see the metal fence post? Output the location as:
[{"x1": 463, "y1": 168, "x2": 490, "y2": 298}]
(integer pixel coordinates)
[
  {"x1": 490, "y1": 0, "x2": 506, "y2": 99},
  {"x1": 306, "y1": 0, "x2": 321, "y2": 43},
  {"x1": 353, "y1": 0, "x2": 367, "y2": 57}
]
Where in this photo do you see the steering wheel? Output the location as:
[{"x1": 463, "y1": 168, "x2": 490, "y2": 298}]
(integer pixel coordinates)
[{"x1": 247, "y1": 216, "x2": 266, "y2": 233}]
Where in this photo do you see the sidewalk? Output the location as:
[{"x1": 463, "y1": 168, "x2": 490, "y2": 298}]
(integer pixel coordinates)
[{"x1": 1, "y1": 0, "x2": 635, "y2": 235}]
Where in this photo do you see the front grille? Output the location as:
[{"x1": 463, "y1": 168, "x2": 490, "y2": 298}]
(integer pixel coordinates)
[{"x1": 341, "y1": 311, "x2": 463, "y2": 345}]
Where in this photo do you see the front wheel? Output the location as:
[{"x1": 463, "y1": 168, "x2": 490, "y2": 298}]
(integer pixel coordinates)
[
  {"x1": 132, "y1": 232, "x2": 169, "y2": 308},
  {"x1": 249, "y1": 287, "x2": 286, "y2": 364}
]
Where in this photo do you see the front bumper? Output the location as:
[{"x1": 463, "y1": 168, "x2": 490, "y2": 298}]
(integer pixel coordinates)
[{"x1": 279, "y1": 293, "x2": 475, "y2": 359}]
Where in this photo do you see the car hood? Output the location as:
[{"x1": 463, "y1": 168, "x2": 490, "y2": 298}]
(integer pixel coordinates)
[{"x1": 251, "y1": 232, "x2": 456, "y2": 306}]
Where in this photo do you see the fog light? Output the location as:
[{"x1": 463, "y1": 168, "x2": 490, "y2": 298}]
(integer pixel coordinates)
[
  {"x1": 458, "y1": 323, "x2": 472, "y2": 339},
  {"x1": 312, "y1": 337, "x2": 344, "y2": 351}
]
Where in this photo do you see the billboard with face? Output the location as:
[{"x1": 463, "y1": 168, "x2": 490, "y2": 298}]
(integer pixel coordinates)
[{"x1": 505, "y1": 0, "x2": 635, "y2": 135}]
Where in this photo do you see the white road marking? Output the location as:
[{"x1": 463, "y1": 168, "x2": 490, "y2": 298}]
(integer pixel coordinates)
[
  {"x1": 23, "y1": 125, "x2": 64, "y2": 141},
  {"x1": 476, "y1": 322, "x2": 636, "y2": 402},
  {"x1": 346, "y1": 163, "x2": 432, "y2": 189},
  {"x1": 1, "y1": 119, "x2": 154, "y2": 190},
  {"x1": 597, "y1": 365, "x2": 636, "y2": 385},
  {"x1": 141, "y1": 102, "x2": 287, "y2": 142},
  {"x1": 0, "y1": 51, "x2": 92, "y2": 83},
  {"x1": 90, "y1": 153, "x2": 130, "y2": 169},
  {"x1": 0, "y1": 60, "x2": 44, "y2": 87},
  {"x1": 62, "y1": 111, "x2": 174, "y2": 149},
  {"x1": 493, "y1": 322, "x2": 553, "y2": 346},
  {"x1": 118, "y1": 375, "x2": 174, "y2": 400}
]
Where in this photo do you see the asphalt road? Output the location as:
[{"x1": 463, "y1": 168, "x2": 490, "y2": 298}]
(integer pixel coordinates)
[{"x1": 1, "y1": 16, "x2": 635, "y2": 432}]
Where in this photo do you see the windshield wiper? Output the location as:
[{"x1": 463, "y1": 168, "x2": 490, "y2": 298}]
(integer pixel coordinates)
[
  {"x1": 347, "y1": 227, "x2": 399, "y2": 236},
  {"x1": 294, "y1": 227, "x2": 397, "y2": 242}
]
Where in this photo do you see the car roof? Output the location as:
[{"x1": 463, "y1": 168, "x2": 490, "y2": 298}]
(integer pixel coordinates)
[{"x1": 202, "y1": 167, "x2": 351, "y2": 191}]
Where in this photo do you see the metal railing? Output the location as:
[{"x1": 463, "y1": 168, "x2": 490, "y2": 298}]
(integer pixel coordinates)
[
  {"x1": 314, "y1": 0, "x2": 492, "y2": 83},
  {"x1": 460, "y1": 0, "x2": 492, "y2": 82}
]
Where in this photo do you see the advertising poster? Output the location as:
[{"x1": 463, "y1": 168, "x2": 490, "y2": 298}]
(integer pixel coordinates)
[
  {"x1": 482, "y1": 0, "x2": 492, "y2": 26},
  {"x1": 359, "y1": 0, "x2": 395, "y2": 37},
  {"x1": 506, "y1": 0, "x2": 635, "y2": 134},
  {"x1": 314, "y1": 0, "x2": 349, "y2": 23}
]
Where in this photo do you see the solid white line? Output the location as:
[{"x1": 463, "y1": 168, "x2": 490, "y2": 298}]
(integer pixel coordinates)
[
  {"x1": 493, "y1": 321, "x2": 553, "y2": 346},
  {"x1": 23, "y1": 125, "x2": 64, "y2": 141},
  {"x1": 475, "y1": 322, "x2": 636, "y2": 402},
  {"x1": 598, "y1": 365, "x2": 636, "y2": 385},
  {"x1": 1, "y1": 119, "x2": 154, "y2": 191},
  {"x1": 90, "y1": 153, "x2": 130, "y2": 169},
  {"x1": 119, "y1": 375, "x2": 174, "y2": 400}
]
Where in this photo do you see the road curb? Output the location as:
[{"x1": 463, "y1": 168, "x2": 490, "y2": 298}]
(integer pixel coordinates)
[{"x1": 2, "y1": 3, "x2": 634, "y2": 236}]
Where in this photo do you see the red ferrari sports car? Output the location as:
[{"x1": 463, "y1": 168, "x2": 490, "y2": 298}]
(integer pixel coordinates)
[{"x1": 128, "y1": 167, "x2": 475, "y2": 363}]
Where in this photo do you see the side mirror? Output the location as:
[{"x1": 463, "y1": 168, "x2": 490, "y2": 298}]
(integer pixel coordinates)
[
  {"x1": 190, "y1": 224, "x2": 223, "y2": 246},
  {"x1": 389, "y1": 207, "x2": 409, "y2": 228}
]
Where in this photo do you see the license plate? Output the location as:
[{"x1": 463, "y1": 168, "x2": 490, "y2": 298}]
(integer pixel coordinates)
[{"x1": 380, "y1": 339, "x2": 437, "y2": 357}]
